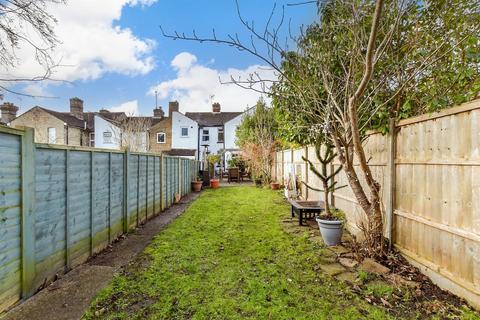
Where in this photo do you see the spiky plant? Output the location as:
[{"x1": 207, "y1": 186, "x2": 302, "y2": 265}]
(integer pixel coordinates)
[{"x1": 302, "y1": 143, "x2": 345, "y2": 215}]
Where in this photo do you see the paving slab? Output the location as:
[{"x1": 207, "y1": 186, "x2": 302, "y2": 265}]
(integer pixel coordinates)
[{"x1": 2, "y1": 192, "x2": 201, "y2": 320}]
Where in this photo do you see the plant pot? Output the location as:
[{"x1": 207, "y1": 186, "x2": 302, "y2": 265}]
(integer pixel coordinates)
[
  {"x1": 270, "y1": 182, "x2": 280, "y2": 190},
  {"x1": 191, "y1": 181, "x2": 202, "y2": 192},
  {"x1": 210, "y1": 178, "x2": 220, "y2": 189},
  {"x1": 316, "y1": 217, "x2": 343, "y2": 246}
]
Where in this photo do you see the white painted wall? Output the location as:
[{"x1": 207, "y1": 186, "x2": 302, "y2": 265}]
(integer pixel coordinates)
[
  {"x1": 171, "y1": 111, "x2": 198, "y2": 150},
  {"x1": 94, "y1": 115, "x2": 121, "y2": 149},
  {"x1": 198, "y1": 126, "x2": 224, "y2": 159},
  {"x1": 224, "y1": 113, "x2": 244, "y2": 150}
]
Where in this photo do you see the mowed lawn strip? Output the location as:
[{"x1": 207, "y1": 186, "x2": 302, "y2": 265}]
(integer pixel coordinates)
[{"x1": 84, "y1": 186, "x2": 390, "y2": 319}]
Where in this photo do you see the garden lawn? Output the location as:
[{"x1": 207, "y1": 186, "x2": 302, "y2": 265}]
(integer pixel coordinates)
[{"x1": 84, "y1": 186, "x2": 392, "y2": 319}]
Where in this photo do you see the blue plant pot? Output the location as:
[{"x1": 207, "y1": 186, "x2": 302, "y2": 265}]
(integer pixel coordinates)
[{"x1": 316, "y1": 217, "x2": 343, "y2": 246}]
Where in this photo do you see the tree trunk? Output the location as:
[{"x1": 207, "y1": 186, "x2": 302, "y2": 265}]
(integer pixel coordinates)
[{"x1": 323, "y1": 179, "x2": 330, "y2": 215}]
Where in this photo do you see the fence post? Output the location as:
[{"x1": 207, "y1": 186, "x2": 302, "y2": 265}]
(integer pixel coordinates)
[
  {"x1": 21, "y1": 127, "x2": 35, "y2": 298},
  {"x1": 90, "y1": 151, "x2": 94, "y2": 255},
  {"x1": 136, "y1": 155, "x2": 140, "y2": 226},
  {"x1": 123, "y1": 150, "x2": 129, "y2": 233},
  {"x1": 65, "y1": 149, "x2": 71, "y2": 271},
  {"x1": 145, "y1": 156, "x2": 148, "y2": 220},
  {"x1": 160, "y1": 154, "x2": 164, "y2": 211},
  {"x1": 108, "y1": 152, "x2": 112, "y2": 243},
  {"x1": 385, "y1": 118, "x2": 397, "y2": 246},
  {"x1": 281, "y1": 150, "x2": 284, "y2": 185},
  {"x1": 304, "y1": 147, "x2": 309, "y2": 200}
]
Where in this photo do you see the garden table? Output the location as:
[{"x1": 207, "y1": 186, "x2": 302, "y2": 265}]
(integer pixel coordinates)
[{"x1": 289, "y1": 200, "x2": 325, "y2": 226}]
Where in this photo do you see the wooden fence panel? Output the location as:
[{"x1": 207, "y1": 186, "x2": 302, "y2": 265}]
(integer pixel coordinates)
[
  {"x1": 0, "y1": 126, "x2": 199, "y2": 313},
  {"x1": 128, "y1": 155, "x2": 139, "y2": 228},
  {"x1": 110, "y1": 153, "x2": 124, "y2": 240},
  {"x1": 0, "y1": 130, "x2": 22, "y2": 311},
  {"x1": 67, "y1": 151, "x2": 92, "y2": 268},
  {"x1": 274, "y1": 100, "x2": 480, "y2": 308},
  {"x1": 34, "y1": 148, "x2": 67, "y2": 288}
]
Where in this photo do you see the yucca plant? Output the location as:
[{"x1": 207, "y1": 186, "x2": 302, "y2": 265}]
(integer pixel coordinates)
[{"x1": 301, "y1": 143, "x2": 345, "y2": 215}]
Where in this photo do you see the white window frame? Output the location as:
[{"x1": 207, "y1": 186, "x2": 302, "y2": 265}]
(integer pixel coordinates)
[
  {"x1": 156, "y1": 132, "x2": 166, "y2": 144},
  {"x1": 217, "y1": 127, "x2": 224, "y2": 143},
  {"x1": 89, "y1": 132, "x2": 95, "y2": 147},
  {"x1": 202, "y1": 129, "x2": 209, "y2": 142},
  {"x1": 47, "y1": 127, "x2": 56, "y2": 144},
  {"x1": 103, "y1": 131, "x2": 112, "y2": 144},
  {"x1": 181, "y1": 127, "x2": 189, "y2": 137}
]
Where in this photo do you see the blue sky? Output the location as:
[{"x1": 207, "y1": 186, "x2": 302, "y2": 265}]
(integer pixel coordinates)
[{"x1": 4, "y1": 0, "x2": 317, "y2": 115}]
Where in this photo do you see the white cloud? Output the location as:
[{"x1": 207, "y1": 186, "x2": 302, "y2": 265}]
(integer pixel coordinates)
[
  {"x1": 1, "y1": 0, "x2": 157, "y2": 85},
  {"x1": 171, "y1": 52, "x2": 197, "y2": 72},
  {"x1": 148, "y1": 52, "x2": 277, "y2": 112},
  {"x1": 109, "y1": 100, "x2": 140, "y2": 116}
]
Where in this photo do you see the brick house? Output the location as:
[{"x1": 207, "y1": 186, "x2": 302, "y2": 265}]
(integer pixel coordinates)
[{"x1": 7, "y1": 98, "x2": 91, "y2": 146}]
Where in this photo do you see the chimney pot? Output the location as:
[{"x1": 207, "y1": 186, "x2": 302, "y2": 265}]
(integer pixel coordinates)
[
  {"x1": 212, "y1": 102, "x2": 221, "y2": 113},
  {"x1": 0, "y1": 102, "x2": 19, "y2": 124},
  {"x1": 153, "y1": 107, "x2": 164, "y2": 118},
  {"x1": 168, "y1": 101, "x2": 179, "y2": 117},
  {"x1": 70, "y1": 97, "x2": 84, "y2": 119}
]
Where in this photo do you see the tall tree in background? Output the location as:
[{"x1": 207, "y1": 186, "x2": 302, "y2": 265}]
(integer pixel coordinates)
[
  {"x1": 236, "y1": 99, "x2": 278, "y2": 185},
  {"x1": 0, "y1": 0, "x2": 66, "y2": 96}
]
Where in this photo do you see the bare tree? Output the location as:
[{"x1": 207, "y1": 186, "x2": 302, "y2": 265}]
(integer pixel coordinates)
[
  {"x1": 0, "y1": 0, "x2": 67, "y2": 97},
  {"x1": 161, "y1": 0, "x2": 480, "y2": 256},
  {"x1": 236, "y1": 99, "x2": 277, "y2": 184},
  {"x1": 119, "y1": 117, "x2": 151, "y2": 152}
]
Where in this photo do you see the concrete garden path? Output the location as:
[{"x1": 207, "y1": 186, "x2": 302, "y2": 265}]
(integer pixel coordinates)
[{"x1": 2, "y1": 192, "x2": 202, "y2": 320}]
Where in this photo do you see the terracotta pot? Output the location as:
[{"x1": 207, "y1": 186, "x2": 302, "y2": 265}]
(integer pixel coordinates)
[
  {"x1": 191, "y1": 181, "x2": 202, "y2": 192},
  {"x1": 210, "y1": 178, "x2": 220, "y2": 189},
  {"x1": 270, "y1": 182, "x2": 280, "y2": 190}
]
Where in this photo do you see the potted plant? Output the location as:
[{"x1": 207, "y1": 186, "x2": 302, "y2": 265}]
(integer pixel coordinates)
[
  {"x1": 270, "y1": 181, "x2": 280, "y2": 190},
  {"x1": 207, "y1": 154, "x2": 221, "y2": 189},
  {"x1": 191, "y1": 174, "x2": 203, "y2": 192},
  {"x1": 316, "y1": 209, "x2": 345, "y2": 246}
]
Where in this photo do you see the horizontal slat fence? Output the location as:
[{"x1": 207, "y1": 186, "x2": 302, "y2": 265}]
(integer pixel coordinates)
[
  {"x1": 0, "y1": 127, "x2": 199, "y2": 313},
  {"x1": 273, "y1": 100, "x2": 480, "y2": 309}
]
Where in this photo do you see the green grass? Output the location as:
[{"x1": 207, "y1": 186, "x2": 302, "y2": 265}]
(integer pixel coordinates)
[{"x1": 84, "y1": 186, "x2": 396, "y2": 319}]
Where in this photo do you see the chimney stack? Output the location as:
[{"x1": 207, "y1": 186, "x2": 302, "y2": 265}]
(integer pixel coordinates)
[
  {"x1": 212, "y1": 102, "x2": 221, "y2": 113},
  {"x1": 70, "y1": 97, "x2": 84, "y2": 119},
  {"x1": 169, "y1": 101, "x2": 179, "y2": 117},
  {"x1": 153, "y1": 106, "x2": 164, "y2": 118},
  {"x1": 0, "y1": 102, "x2": 19, "y2": 124}
]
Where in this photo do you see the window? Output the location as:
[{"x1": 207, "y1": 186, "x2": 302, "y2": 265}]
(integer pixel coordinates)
[
  {"x1": 156, "y1": 132, "x2": 166, "y2": 144},
  {"x1": 89, "y1": 133, "x2": 95, "y2": 147},
  {"x1": 47, "y1": 127, "x2": 56, "y2": 144},
  {"x1": 202, "y1": 129, "x2": 209, "y2": 142},
  {"x1": 181, "y1": 127, "x2": 189, "y2": 137},
  {"x1": 103, "y1": 131, "x2": 112, "y2": 144},
  {"x1": 218, "y1": 128, "x2": 224, "y2": 143}
]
